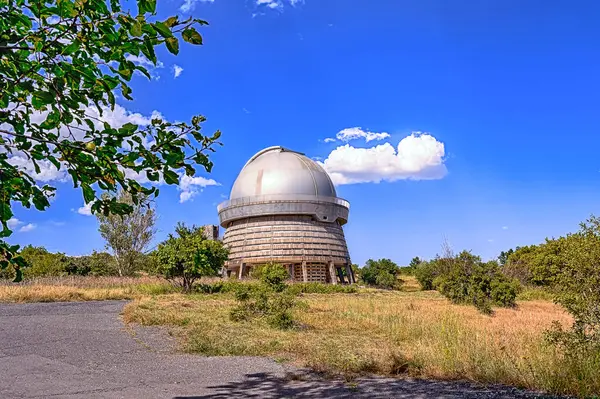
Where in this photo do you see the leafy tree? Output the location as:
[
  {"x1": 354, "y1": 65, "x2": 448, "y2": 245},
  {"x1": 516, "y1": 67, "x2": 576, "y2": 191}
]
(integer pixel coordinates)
[
  {"x1": 414, "y1": 260, "x2": 438, "y2": 290},
  {"x1": 429, "y1": 251, "x2": 519, "y2": 314},
  {"x1": 154, "y1": 222, "x2": 228, "y2": 292},
  {"x1": 503, "y1": 240, "x2": 567, "y2": 286},
  {"x1": 409, "y1": 256, "x2": 422, "y2": 269},
  {"x1": 360, "y1": 258, "x2": 400, "y2": 289},
  {"x1": 547, "y1": 215, "x2": 600, "y2": 352},
  {"x1": 19, "y1": 245, "x2": 69, "y2": 277},
  {"x1": 97, "y1": 191, "x2": 156, "y2": 276},
  {"x1": 498, "y1": 249, "x2": 514, "y2": 266},
  {"x1": 0, "y1": 0, "x2": 220, "y2": 274}
]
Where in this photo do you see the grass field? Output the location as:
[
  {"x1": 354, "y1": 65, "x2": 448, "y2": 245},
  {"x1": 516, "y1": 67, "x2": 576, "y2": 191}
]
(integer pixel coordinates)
[{"x1": 1, "y1": 275, "x2": 597, "y2": 397}]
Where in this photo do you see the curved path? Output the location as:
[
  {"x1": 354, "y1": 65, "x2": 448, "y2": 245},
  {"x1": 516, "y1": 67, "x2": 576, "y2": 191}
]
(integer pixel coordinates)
[{"x1": 0, "y1": 301, "x2": 560, "y2": 398}]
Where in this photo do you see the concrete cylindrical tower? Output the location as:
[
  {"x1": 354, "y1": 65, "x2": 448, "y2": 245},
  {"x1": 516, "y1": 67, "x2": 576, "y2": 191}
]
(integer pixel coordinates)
[{"x1": 217, "y1": 146, "x2": 354, "y2": 284}]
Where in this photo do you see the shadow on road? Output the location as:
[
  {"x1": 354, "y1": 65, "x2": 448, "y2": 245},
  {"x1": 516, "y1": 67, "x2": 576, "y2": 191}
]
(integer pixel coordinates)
[{"x1": 173, "y1": 372, "x2": 559, "y2": 399}]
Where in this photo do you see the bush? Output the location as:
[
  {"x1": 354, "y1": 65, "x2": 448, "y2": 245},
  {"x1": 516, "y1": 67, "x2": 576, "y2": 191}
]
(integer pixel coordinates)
[
  {"x1": 414, "y1": 260, "x2": 439, "y2": 290},
  {"x1": 546, "y1": 216, "x2": 600, "y2": 354},
  {"x1": 230, "y1": 282, "x2": 297, "y2": 330},
  {"x1": 360, "y1": 258, "x2": 400, "y2": 289},
  {"x1": 258, "y1": 262, "x2": 289, "y2": 292},
  {"x1": 502, "y1": 239, "x2": 567, "y2": 286},
  {"x1": 432, "y1": 252, "x2": 519, "y2": 314},
  {"x1": 20, "y1": 245, "x2": 69, "y2": 277},
  {"x1": 154, "y1": 223, "x2": 229, "y2": 292}
]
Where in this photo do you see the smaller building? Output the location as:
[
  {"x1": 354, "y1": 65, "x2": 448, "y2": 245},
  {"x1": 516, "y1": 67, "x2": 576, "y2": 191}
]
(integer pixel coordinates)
[{"x1": 202, "y1": 224, "x2": 220, "y2": 241}]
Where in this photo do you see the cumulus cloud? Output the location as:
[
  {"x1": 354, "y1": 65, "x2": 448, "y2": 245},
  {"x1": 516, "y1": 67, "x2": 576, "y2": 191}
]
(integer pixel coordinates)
[
  {"x1": 3, "y1": 103, "x2": 164, "y2": 185},
  {"x1": 255, "y1": 0, "x2": 301, "y2": 10},
  {"x1": 178, "y1": 175, "x2": 220, "y2": 203},
  {"x1": 125, "y1": 54, "x2": 164, "y2": 69},
  {"x1": 323, "y1": 137, "x2": 336, "y2": 143},
  {"x1": 335, "y1": 127, "x2": 390, "y2": 143},
  {"x1": 180, "y1": 0, "x2": 213, "y2": 13},
  {"x1": 7, "y1": 218, "x2": 23, "y2": 229},
  {"x1": 320, "y1": 132, "x2": 447, "y2": 185},
  {"x1": 19, "y1": 223, "x2": 36, "y2": 232},
  {"x1": 173, "y1": 64, "x2": 184, "y2": 78},
  {"x1": 77, "y1": 202, "x2": 93, "y2": 216}
]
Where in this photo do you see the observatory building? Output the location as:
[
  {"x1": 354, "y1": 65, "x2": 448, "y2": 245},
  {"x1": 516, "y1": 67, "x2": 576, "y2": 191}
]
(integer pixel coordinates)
[{"x1": 217, "y1": 146, "x2": 355, "y2": 284}]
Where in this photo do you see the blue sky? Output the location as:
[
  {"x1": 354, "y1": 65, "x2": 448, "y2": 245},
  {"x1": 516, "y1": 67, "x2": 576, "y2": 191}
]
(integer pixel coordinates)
[{"x1": 7, "y1": 0, "x2": 600, "y2": 265}]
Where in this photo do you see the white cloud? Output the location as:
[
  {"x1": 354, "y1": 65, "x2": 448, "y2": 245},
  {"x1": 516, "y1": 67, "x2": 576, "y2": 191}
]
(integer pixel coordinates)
[
  {"x1": 323, "y1": 137, "x2": 336, "y2": 143},
  {"x1": 77, "y1": 202, "x2": 93, "y2": 216},
  {"x1": 180, "y1": 0, "x2": 213, "y2": 13},
  {"x1": 502, "y1": 226, "x2": 509, "y2": 230},
  {"x1": 7, "y1": 218, "x2": 23, "y2": 229},
  {"x1": 487, "y1": 239, "x2": 494, "y2": 243},
  {"x1": 255, "y1": 0, "x2": 300, "y2": 9},
  {"x1": 173, "y1": 64, "x2": 184, "y2": 78},
  {"x1": 19, "y1": 223, "x2": 36, "y2": 232},
  {"x1": 320, "y1": 132, "x2": 447, "y2": 185},
  {"x1": 3, "y1": 103, "x2": 164, "y2": 184},
  {"x1": 335, "y1": 127, "x2": 391, "y2": 143},
  {"x1": 257, "y1": 0, "x2": 281, "y2": 9},
  {"x1": 125, "y1": 54, "x2": 164, "y2": 69},
  {"x1": 178, "y1": 174, "x2": 220, "y2": 203}
]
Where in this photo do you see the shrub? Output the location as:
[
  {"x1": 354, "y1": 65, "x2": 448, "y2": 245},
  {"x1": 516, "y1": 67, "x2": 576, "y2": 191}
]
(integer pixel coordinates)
[
  {"x1": 258, "y1": 262, "x2": 289, "y2": 292},
  {"x1": 414, "y1": 260, "x2": 439, "y2": 290},
  {"x1": 230, "y1": 283, "x2": 297, "y2": 329},
  {"x1": 546, "y1": 216, "x2": 600, "y2": 354},
  {"x1": 20, "y1": 245, "x2": 69, "y2": 277},
  {"x1": 432, "y1": 252, "x2": 519, "y2": 313},
  {"x1": 154, "y1": 223, "x2": 229, "y2": 292},
  {"x1": 360, "y1": 258, "x2": 400, "y2": 289}
]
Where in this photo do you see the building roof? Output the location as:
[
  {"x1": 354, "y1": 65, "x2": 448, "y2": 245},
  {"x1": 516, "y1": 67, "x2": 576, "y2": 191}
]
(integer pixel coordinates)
[{"x1": 229, "y1": 146, "x2": 337, "y2": 200}]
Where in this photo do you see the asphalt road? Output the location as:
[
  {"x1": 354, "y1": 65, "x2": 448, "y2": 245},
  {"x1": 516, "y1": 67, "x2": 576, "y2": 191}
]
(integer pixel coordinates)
[{"x1": 0, "y1": 301, "x2": 561, "y2": 399}]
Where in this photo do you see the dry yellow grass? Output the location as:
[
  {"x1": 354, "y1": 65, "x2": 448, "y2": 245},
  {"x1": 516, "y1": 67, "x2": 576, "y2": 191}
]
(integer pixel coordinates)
[
  {"x1": 123, "y1": 290, "x2": 599, "y2": 397},
  {"x1": 0, "y1": 276, "x2": 176, "y2": 302}
]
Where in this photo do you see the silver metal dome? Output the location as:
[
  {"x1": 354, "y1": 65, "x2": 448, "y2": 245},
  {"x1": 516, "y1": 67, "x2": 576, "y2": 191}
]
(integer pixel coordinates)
[{"x1": 229, "y1": 146, "x2": 336, "y2": 199}]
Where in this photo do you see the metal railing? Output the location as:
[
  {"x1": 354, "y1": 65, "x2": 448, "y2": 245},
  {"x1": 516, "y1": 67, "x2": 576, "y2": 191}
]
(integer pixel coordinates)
[{"x1": 217, "y1": 194, "x2": 350, "y2": 212}]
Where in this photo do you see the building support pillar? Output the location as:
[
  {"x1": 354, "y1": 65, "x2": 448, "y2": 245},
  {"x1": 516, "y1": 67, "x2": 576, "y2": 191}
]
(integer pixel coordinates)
[
  {"x1": 288, "y1": 264, "x2": 295, "y2": 281},
  {"x1": 328, "y1": 261, "x2": 338, "y2": 285},
  {"x1": 238, "y1": 263, "x2": 245, "y2": 280},
  {"x1": 302, "y1": 261, "x2": 308, "y2": 282},
  {"x1": 345, "y1": 264, "x2": 355, "y2": 284}
]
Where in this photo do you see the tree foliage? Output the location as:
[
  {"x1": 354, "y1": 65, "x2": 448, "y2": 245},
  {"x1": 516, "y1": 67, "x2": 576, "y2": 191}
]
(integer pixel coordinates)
[
  {"x1": 547, "y1": 216, "x2": 600, "y2": 353},
  {"x1": 97, "y1": 190, "x2": 156, "y2": 276},
  {"x1": 230, "y1": 263, "x2": 297, "y2": 330},
  {"x1": 432, "y1": 251, "x2": 519, "y2": 314},
  {"x1": 360, "y1": 258, "x2": 400, "y2": 289},
  {"x1": 154, "y1": 222, "x2": 228, "y2": 292},
  {"x1": 502, "y1": 239, "x2": 567, "y2": 286},
  {"x1": 0, "y1": 0, "x2": 220, "y2": 272}
]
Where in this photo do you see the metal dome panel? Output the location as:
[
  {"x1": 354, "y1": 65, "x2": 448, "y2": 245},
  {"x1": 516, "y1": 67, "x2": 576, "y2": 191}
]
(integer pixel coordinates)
[{"x1": 229, "y1": 146, "x2": 337, "y2": 200}]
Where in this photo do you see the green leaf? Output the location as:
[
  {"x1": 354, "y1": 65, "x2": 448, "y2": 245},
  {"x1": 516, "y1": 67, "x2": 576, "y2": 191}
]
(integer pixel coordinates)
[
  {"x1": 0, "y1": 202, "x2": 14, "y2": 223},
  {"x1": 153, "y1": 22, "x2": 173, "y2": 38},
  {"x1": 182, "y1": 28, "x2": 203, "y2": 45},
  {"x1": 130, "y1": 21, "x2": 143, "y2": 37},
  {"x1": 82, "y1": 185, "x2": 95, "y2": 203},
  {"x1": 120, "y1": 123, "x2": 138, "y2": 135},
  {"x1": 32, "y1": 91, "x2": 54, "y2": 106},
  {"x1": 164, "y1": 16, "x2": 178, "y2": 27},
  {"x1": 163, "y1": 170, "x2": 179, "y2": 185},
  {"x1": 165, "y1": 37, "x2": 179, "y2": 55}
]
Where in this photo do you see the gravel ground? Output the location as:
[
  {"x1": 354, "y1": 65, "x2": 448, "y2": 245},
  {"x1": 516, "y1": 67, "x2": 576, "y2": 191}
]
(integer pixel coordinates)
[{"x1": 0, "y1": 300, "x2": 564, "y2": 398}]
